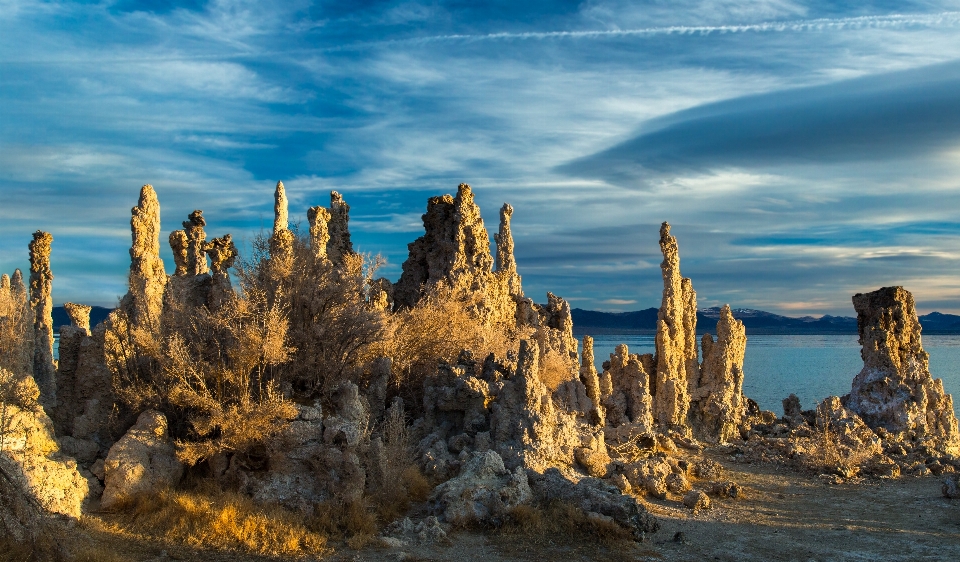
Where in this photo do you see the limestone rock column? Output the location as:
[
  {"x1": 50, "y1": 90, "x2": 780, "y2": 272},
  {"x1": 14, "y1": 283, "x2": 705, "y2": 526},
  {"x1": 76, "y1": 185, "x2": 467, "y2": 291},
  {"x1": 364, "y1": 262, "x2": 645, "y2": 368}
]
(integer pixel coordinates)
[
  {"x1": 269, "y1": 181, "x2": 295, "y2": 270},
  {"x1": 846, "y1": 286, "x2": 960, "y2": 454},
  {"x1": 327, "y1": 191, "x2": 354, "y2": 264},
  {"x1": 124, "y1": 185, "x2": 167, "y2": 332},
  {"x1": 494, "y1": 203, "x2": 522, "y2": 297},
  {"x1": 653, "y1": 222, "x2": 697, "y2": 434},
  {"x1": 205, "y1": 233, "x2": 238, "y2": 308},
  {"x1": 29, "y1": 230, "x2": 56, "y2": 406},
  {"x1": 579, "y1": 336, "x2": 604, "y2": 426},
  {"x1": 307, "y1": 205, "x2": 332, "y2": 264},
  {"x1": 690, "y1": 304, "x2": 747, "y2": 443}
]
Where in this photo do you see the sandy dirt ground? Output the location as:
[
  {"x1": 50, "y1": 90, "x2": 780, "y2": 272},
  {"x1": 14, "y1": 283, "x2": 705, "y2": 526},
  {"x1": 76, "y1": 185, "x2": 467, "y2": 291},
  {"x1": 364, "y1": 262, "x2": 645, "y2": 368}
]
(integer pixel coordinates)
[{"x1": 42, "y1": 449, "x2": 960, "y2": 562}]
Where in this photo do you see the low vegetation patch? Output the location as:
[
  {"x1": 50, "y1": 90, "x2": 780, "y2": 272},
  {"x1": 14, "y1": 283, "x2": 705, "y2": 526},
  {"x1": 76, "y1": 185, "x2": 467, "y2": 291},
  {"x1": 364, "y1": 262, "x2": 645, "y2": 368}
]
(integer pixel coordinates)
[{"x1": 99, "y1": 488, "x2": 329, "y2": 558}]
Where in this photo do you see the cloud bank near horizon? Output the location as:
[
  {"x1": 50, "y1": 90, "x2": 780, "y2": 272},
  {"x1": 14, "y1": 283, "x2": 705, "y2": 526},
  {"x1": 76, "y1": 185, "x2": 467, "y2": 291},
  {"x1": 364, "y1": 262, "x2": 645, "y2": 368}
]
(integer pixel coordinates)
[{"x1": 3, "y1": 0, "x2": 960, "y2": 316}]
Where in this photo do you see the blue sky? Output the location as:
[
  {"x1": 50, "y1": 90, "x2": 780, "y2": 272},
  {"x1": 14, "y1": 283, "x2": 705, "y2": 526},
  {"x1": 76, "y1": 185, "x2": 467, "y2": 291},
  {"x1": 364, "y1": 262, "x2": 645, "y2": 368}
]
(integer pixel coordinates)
[{"x1": 3, "y1": 0, "x2": 960, "y2": 315}]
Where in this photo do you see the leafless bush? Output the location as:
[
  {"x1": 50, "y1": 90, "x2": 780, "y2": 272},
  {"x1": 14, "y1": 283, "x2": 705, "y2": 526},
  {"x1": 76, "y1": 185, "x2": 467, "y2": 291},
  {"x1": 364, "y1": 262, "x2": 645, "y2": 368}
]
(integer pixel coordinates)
[
  {"x1": 106, "y1": 281, "x2": 298, "y2": 465},
  {"x1": 384, "y1": 283, "x2": 529, "y2": 408},
  {"x1": 235, "y1": 232, "x2": 388, "y2": 399}
]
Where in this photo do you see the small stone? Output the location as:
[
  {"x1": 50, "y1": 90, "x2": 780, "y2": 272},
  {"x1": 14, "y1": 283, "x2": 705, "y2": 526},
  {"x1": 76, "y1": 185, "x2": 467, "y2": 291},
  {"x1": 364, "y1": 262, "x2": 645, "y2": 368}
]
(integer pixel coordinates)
[{"x1": 682, "y1": 490, "x2": 710, "y2": 512}]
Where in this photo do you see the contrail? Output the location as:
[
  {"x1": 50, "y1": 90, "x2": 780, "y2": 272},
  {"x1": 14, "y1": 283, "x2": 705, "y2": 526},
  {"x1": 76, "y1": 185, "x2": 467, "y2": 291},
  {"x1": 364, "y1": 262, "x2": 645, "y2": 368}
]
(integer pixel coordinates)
[{"x1": 347, "y1": 11, "x2": 960, "y2": 49}]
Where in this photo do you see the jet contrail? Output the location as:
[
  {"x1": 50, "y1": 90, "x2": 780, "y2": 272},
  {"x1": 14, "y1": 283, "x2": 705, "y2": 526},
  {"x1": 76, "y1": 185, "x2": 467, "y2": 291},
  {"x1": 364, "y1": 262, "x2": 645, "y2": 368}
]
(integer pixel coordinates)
[{"x1": 350, "y1": 11, "x2": 960, "y2": 49}]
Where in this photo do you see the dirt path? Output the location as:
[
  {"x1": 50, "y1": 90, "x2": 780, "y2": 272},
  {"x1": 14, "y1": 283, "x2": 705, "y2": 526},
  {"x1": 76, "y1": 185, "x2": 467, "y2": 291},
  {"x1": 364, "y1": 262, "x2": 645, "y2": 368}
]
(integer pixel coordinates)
[{"x1": 42, "y1": 451, "x2": 960, "y2": 562}]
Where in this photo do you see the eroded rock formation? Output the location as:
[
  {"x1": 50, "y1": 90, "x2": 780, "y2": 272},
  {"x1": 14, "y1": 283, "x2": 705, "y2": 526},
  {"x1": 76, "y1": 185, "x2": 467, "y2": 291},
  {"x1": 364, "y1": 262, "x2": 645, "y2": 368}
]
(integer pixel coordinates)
[
  {"x1": 327, "y1": 191, "x2": 354, "y2": 264},
  {"x1": 654, "y1": 222, "x2": 698, "y2": 434},
  {"x1": 204, "y1": 233, "x2": 237, "y2": 307},
  {"x1": 269, "y1": 181, "x2": 295, "y2": 270},
  {"x1": 845, "y1": 286, "x2": 960, "y2": 454},
  {"x1": 63, "y1": 303, "x2": 92, "y2": 334},
  {"x1": 430, "y1": 450, "x2": 531, "y2": 526},
  {"x1": 579, "y1": 336, "x2": 604, "y2": 426},
  {"x1": 29, "y1": 231, "x2": 56, "y2": 407},
  {"x1": 494, "y1": 203, "x2": 522, "y2": 296},
  {"x1": 307, "y1": 205, "x2": 332, "y2": 263},
  {"x1": 1, "y1": 269, "x2": 33, "y2": 377},
  {"x1": 0, "y1": 368, "x2": 99, "y2": 538},
  {"x1": 690, "y1": 305, "x2": 748, "y2": 443},
  {"x1": 600, "y1": 344, "x2": 654, "y2": 435},
  {"x1": 122, "y1": 185, "x2": 167, "y2": 332}
]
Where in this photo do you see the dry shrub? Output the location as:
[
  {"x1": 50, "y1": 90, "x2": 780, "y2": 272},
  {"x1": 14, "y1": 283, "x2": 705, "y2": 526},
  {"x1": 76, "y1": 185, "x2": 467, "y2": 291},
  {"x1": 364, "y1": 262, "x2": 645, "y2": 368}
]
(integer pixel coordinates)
[
  {"x1": 366, "y1": 402, "x2": 431, "y2": 523},
  {"x1": 538, "y1": 348, "x2": 574, "y2": 392},
  {"x1": 499, "y1": 501, "x2": 633, "y2": 546},
  {"x1": 793, "y1": 405, "x2": 879, "y2": 478},
  {"x1": 236, "y1": 233, "x2": 388, "y2": 399},
  {"x1": 385, "y1": 284, "x2": 528, "y2": 409},
  {"x1": 307, "y1": 500, "x2": 378, "y2": 549},
  {"x1": 104, "y1": 488, "x2": 328, "y2": 557},
  {"x1": 106, "y1": 280, "x2": 298, "y2": 465}
]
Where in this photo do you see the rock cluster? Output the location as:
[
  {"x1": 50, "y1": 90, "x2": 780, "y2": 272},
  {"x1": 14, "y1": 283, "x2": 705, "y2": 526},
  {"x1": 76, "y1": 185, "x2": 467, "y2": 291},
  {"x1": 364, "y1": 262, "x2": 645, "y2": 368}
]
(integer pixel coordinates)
[
  {"x1": 586, "y1": 224, "x2": 751, "y2": 447},
  {"x1": 0, "y1": 368, "x2": 99, "y2": 539},
  {"x1": 845, "y1": 286, "x2": 960, "y2": 454},
  {"x1": 690, "y1": 305, "x2": 748, "y2": 443}
]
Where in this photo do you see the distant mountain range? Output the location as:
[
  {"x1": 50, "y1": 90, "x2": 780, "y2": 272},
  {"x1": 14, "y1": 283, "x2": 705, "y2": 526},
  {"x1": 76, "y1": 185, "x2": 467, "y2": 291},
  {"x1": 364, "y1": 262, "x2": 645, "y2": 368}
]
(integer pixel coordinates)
[
  {"x1": 48, "y1": 305, "x2": 960, "y2": 336},
  {"x1": 572, "y1": 307, "x2": 960, "y2": 335}
]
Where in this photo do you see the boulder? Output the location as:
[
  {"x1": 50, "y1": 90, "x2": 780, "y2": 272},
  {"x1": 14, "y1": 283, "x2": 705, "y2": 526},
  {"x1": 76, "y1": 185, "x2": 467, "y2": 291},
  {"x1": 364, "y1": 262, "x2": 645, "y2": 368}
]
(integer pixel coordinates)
[
  {"x1": 682, "y1": 489, "x2": 710, "y2": 512},
  {"x1": 527, "y1": 467, "x2": 659, "y2": 538},
  {"x1": 101, "y1": 410, "x2": 183, "y2": 509},
  {"x1": 430, "y1": 450, "x2": 532, "y2": 526},
  {"x1": 943, "y1": 474, "x2": 960, "y2": 499}
]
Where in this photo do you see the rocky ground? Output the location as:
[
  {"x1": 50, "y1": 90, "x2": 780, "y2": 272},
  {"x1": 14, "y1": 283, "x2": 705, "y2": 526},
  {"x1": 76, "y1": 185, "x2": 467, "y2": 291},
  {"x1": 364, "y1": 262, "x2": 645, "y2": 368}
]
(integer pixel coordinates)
[{"x1": 26, "y1": 447, "x2": 956, "y2": 562}]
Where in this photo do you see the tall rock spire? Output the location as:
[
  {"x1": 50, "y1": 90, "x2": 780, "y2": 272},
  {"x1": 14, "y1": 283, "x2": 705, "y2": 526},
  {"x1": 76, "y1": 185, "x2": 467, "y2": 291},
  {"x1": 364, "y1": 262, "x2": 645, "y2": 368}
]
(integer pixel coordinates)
[
  {"x1": 307, "y1": 205, "x2": 332, "y2": 264},
  {"x1": 327, "y1": 191, "x2": 354, "y2": 264},
  {"x1": 494, "y1": 203, "x2": 522, "y2": 297},
  {"x1": 269, "y1": 181, "x2": 294, "y2": 269},
  {"x1": 653, "y1": 222, "x2": 697, "y2": 433},
  {"x1": 29, "y1": 230, "x2": 56, "y2": 405},
  {"x1": 124, "y1": 184, "x2": 167, "y2": 331}
]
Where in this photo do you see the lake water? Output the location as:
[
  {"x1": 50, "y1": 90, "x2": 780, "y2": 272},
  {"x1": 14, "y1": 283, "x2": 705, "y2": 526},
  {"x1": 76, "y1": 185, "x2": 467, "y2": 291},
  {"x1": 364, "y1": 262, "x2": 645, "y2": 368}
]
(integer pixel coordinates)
[{"x1": 589, "y1": 334, "x2": 960, "y2": 418}]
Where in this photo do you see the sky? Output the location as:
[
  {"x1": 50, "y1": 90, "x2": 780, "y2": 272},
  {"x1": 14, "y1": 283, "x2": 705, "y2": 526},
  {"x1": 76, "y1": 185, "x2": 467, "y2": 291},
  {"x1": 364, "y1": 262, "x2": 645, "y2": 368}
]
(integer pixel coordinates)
[{"x1": 3, "y1": 0, "x2": 960, "y2": 316}]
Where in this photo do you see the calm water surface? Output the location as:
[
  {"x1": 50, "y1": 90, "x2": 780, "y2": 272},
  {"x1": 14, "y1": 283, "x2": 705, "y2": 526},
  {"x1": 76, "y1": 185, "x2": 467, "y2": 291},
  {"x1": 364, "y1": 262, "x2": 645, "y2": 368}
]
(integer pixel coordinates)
[{"x1": 589, "y1": 334, "x2": 960, "y2": 417}]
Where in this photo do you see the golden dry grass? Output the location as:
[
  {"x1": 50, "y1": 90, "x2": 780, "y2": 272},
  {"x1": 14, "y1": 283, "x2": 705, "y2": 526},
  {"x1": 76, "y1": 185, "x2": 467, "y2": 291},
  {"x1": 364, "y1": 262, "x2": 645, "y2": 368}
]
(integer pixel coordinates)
[{"x1": 100, "y1": 488, "x2": 328, "y2": 557}]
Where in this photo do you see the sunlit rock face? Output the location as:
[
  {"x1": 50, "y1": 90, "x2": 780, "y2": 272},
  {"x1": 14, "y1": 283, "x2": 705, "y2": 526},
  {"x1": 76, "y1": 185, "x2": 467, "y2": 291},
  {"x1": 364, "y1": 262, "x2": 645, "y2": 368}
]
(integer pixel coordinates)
[
  {"x1": 0, "y1": 367, "x2": 100, "y2": 541},
  {"x1": 121, "y1": 185, "x2": 167, "y2": 333},
  {"x1": 690, "y1": 305, "x2": 748, "y2": 443},
  {"x1": 846, "y1": 286, "x2": 960, "y2": 454},
  {"x1": 29, "y1": 230, "x2": 56, "y2": 408},
  {"x1": 654, "y1": 222, "x2": 698, "y2": 434},
  {"x1": 393, "y1": 184, "x2": 495, "y2": 310}
]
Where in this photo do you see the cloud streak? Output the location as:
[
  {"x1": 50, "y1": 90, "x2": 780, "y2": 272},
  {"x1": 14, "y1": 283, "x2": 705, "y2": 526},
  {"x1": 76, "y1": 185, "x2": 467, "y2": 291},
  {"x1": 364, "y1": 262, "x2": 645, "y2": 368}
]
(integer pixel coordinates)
[{"x1": 561, "y1": 60, "x2": 960, "y2": 181}]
